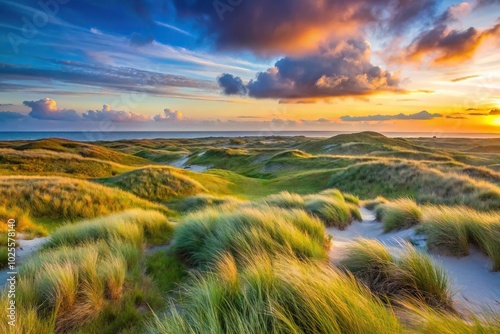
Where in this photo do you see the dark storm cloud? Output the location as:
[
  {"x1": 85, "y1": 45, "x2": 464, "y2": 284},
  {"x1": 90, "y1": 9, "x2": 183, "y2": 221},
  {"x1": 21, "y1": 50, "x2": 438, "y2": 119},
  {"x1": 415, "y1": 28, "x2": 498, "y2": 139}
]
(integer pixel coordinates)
[
  {"x1": 219, "y1": 39, "x2": 400, "y2": 100},
  {"x1": 171, "y1": 0, "x2": 439, "y2": 54},
  {"x1": 340, "y1": 110, "x2": 441, "y2": 122}
]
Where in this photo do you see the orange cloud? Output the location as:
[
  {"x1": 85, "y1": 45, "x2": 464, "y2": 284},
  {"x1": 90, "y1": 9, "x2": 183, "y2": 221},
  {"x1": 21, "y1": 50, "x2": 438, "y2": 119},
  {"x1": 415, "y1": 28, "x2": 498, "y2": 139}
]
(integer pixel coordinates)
[{"x1": 404, "y1": 22, "x2": 500, "y2": 65}]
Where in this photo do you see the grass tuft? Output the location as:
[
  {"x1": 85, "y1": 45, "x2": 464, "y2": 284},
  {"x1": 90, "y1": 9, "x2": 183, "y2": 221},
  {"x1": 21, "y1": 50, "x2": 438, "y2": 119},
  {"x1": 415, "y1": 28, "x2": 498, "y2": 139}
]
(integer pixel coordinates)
[
  {"x1": 420, "y1": 206, "x2": 500, "y2": 270},
  {"x1": 340, "y1": 239, "x2": 452, "y2": 309},
  {"x1": 379, "y1": 198, "x2": 422, "y2": 232}
]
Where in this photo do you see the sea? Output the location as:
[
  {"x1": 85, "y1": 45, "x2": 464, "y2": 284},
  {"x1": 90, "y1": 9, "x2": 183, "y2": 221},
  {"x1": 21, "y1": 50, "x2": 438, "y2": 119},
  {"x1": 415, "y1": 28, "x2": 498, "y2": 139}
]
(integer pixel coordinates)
[{"x1": 0, "y1": 131, "x2": 499, "y2": 142}]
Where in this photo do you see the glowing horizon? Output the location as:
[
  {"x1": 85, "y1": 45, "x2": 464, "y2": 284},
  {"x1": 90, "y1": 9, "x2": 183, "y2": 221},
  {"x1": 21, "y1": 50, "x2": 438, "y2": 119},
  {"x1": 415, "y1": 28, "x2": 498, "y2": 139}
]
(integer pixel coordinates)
[{"x1": 0, "y1": 0, "x2": 499, "y2": 133}]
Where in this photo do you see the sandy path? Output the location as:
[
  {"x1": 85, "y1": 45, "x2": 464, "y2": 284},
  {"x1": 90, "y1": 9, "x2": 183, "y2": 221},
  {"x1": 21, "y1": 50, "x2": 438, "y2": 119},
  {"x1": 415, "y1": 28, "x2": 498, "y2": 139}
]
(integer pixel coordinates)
[
  {"x1": 0, "y1": 236, "x2": 48, "y2": 287},
  {"x1": 327, "y1": 208, "x2": 500, "y2": 314},
  {"x1": 171, "y1": 155, "x2": 209, "y2": 172}
]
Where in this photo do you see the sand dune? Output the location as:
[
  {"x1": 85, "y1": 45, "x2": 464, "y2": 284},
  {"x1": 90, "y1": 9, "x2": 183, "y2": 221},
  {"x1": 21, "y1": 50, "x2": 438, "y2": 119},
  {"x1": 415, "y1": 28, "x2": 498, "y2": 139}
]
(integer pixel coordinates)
[{"x1": 327, "y1": 208, "x2": 500, "y2": 314}]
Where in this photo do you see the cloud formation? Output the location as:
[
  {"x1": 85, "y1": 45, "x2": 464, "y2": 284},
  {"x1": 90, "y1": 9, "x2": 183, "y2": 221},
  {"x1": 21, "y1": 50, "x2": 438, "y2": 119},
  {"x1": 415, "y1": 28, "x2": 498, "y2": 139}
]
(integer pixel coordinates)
[
  {"x1": 218, "y1": 74, "x2": 247, "y2": 96},
  {"x1": 154, "y1": 108, "x2": 183, "y2": 122},
  {"x1": 23, "y1": 98, "x2": 81, "y2": 121},
  {"x1": 171, "y1": 0, "x2": 438, "y2": 54},
  {"x1": 340, "y1": 110, "x2": 442, "y2": 122},
  {"x1": 0, "y1": 111, "x2": 26, "y2": 121},
  {"x1": 82, "y1": 105, "x2": 151, "y2": 122},
  {"x1": 404, "y1": 23, "x2": 500, "y2": 65},
  {"x1": 219, "y1": 39, "x2": 400, "y2": 101},
  {"x1": 0, "y1": 61, "x2": 217, "y2": 97}
]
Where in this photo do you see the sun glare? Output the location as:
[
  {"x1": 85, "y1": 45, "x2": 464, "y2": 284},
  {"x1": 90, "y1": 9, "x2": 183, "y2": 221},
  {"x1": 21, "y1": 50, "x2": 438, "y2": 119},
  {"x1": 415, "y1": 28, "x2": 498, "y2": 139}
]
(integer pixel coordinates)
[{"x1": 493, "y1": 117, "x2": 500, "y2": 126}]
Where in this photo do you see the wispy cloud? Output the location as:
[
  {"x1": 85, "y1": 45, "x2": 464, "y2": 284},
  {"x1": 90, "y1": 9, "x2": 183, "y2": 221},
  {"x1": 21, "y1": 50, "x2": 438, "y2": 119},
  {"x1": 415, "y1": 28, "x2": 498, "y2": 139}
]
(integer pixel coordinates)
[
  {"x1": 155, "y1": 21, "x2": 194, "y2": 37},
  {"x1": 451, "y1": 75, "x2": 480, "y2": 82},
  {"x1": 341, "y1": 110, "x2": 442, "y2": 122}
]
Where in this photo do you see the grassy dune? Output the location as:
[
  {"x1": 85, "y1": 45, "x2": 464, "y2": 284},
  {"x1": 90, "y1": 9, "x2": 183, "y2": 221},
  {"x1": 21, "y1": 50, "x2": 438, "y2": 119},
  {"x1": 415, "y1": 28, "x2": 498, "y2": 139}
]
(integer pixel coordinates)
[
  {"x1": 328, "y1": 160, "x2": 500, "y2": 210},
  {"x1": 0, "y1": 148, "x2": 132, "y2": 177},
  {"x1": 98, "y1": 167, "x2": 206, "y2": 202},
  {"x1": 1, "y1": 133, "x2": 499, "y2": 333},
  {"x1": 0, "y1": 176, "x2": 173, "y2": 228},
  {"x1": 0, "y1": 210, "x2": 176, "y2": 334},
  {"x1": 0, "y1": 138, "x2": 149, "y2": 166}
]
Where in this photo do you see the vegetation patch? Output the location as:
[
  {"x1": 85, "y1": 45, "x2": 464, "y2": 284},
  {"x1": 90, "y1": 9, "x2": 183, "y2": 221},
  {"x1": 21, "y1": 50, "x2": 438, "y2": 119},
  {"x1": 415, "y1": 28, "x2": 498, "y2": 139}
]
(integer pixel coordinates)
[
  {"x1": 147, "y1": 254, "x2": 403, "y2": 334},
  {"x1": 173, "y1": 206, "x2": 328, "y2": 268},
  {"x1": 43, "y1": 210, "x2": 173, "y2": 249},
  {"x1": 377, "y1": 198, "x2": 423, "y2": 232},
  {"x1": 420, "y1": 206, "x2": 500, "y2": 271},
  {"x1": 0, "y1": 176, "x2": 172, "y2": 226},
  {"x1": 340, "y1": 239, "x2": 452, "y2": 309},
  {"x1": 98, "y1": 167, "x2": 206, "y2": 202}
]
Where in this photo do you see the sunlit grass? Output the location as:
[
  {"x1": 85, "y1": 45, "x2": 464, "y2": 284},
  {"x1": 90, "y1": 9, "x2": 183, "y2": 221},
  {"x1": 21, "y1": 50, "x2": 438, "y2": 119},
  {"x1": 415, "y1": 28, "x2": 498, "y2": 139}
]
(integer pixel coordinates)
[{"x1": 420, "y1": 206, "x2": 500, "y2": 271}]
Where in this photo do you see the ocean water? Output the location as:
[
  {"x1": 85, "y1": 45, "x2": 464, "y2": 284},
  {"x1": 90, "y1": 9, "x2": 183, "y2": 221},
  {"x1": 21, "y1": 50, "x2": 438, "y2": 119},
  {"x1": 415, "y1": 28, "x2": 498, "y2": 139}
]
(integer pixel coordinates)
[{"x1": 0, "y1": 131, "x2": 499, "y2": 141}]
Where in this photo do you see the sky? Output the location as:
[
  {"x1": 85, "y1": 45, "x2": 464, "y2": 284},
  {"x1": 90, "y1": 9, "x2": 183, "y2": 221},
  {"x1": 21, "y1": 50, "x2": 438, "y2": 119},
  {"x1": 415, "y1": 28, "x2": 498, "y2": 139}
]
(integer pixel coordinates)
[{"x1": 0, "y1": 0, "x2": 499, "y2": 133}]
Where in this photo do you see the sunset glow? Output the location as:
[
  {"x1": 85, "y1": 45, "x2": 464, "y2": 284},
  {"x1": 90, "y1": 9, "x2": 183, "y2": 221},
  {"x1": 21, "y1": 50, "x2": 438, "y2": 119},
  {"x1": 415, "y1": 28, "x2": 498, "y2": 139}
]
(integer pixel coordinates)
[{"x1": 0, "y1": 0, "x2": 499, "y2": 133}]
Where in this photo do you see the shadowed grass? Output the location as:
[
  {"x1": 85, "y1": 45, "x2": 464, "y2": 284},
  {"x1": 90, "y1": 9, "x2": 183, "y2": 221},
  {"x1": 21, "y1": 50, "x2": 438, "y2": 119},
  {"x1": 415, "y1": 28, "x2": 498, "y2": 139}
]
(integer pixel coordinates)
[
  {"x1": 340, "y1": 239, "x2": 452, "y2": 309},
  {"x1": 364, "y1": 196, "x2": 388, "y2": 210}
]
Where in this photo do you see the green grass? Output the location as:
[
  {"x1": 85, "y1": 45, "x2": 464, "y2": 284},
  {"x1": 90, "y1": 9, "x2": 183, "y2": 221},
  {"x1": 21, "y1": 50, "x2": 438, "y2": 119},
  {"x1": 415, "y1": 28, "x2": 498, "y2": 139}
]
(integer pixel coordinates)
[
  {"x1": 402, "y1": 302, "x2": 500, "y2": 333},
  {"x1": 0, "y1": 176, "x2": 173, "y2": 229},
  {"x1": 177, "y1": 194, "x2": 243, "y2": 212},
  {"x1": 420, "y1": 206, "x2": 500, "y2": 271},
  {"x1": 43, "y1": 210, "x2": 173, "y2": 249},
  {"x1": 254, "y1": 190, "x2": 361, "y2": 229},
  {"x1": 327, "y1": 160, "x2": 500, "y2": 211},
  {"x1": 98, "y1": 167, "x2": 206, "y2": 202},
  {"x1": 378, "y1": 198, "x2": 423, "y2": 232},
  {"x1": 173, "y1": 206, "x2": 328, "y2": 268},
  {"x1": 257, "y1": 191, "x2": 305, "y2": 209},
  {"x1": 340, "y1": 239, "x2": 452, "y2": 309},
  {"x1": 0, "y1": 206, "x2": 48, "y2": 237},
  {"x1": 1, "y1": 133, "x2": 500, "y2": 332},
  {"x1": 304, "y1": 195, "x2": 356, "y2": 229},
  {"x1": 0, "y1": 210, "x2": 172, "y2": 333},
  {"x1": 6, "y1": 138, "x2": 150, "y2": 166},
  {"x1": 0, "y1": 148, "x2": 133, "y2": 177},
  {"x1": 147, "y1": 254, "x2": 403, "y2": 334},
  {"x1": 145, "y1": 248, "x2": 187, "y2": 293}
]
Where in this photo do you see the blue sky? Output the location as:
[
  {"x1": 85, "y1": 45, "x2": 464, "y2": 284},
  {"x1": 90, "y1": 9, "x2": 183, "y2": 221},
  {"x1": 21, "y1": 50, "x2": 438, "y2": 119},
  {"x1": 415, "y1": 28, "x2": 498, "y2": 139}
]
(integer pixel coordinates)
[{"x1": 0, "y1": 0, "x2": 499, "y2": 132}]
